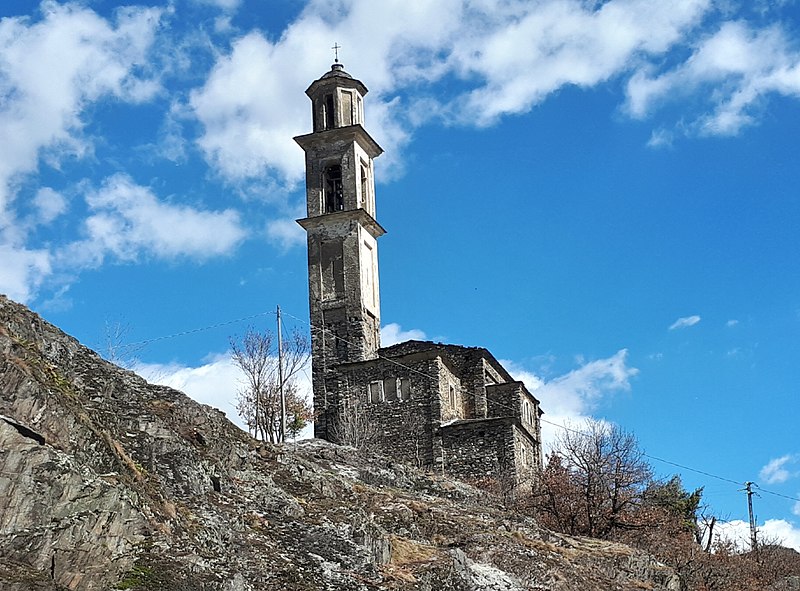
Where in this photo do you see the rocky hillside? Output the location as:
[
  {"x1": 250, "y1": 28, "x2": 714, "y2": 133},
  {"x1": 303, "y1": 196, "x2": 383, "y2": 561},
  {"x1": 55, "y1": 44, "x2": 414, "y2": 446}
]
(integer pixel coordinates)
[{"x1": 0, "y1": 294, "x2": 680, "y2": 591}]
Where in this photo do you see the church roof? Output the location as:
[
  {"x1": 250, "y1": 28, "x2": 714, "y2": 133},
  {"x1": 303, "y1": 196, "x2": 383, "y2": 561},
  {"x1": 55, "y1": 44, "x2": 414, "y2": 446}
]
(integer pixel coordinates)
[{"x1": 378, "y1": 340, "x2": 517, "y2": 384}]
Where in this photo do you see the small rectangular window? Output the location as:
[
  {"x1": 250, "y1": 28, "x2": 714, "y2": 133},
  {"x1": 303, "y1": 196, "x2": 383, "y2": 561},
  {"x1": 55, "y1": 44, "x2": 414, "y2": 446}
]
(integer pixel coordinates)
[
  {"x1": 384, "y1": 378, "x2": 397, "y2": 401},
  {"x1": 449, "y1": 384, "x2": 456, "y2": 408},
  {"x1": 369, "y1": 381, "x2": 383, "y2": 403}
]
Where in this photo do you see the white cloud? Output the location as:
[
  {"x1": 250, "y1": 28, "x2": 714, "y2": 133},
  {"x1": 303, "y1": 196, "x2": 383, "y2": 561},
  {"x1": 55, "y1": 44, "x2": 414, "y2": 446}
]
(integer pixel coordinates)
[
  {"x1": 669, "y1": 315, "x2": 701, "y2": 330},
  {"x1": 133, "y1": 339, "x2": 636, "y2": 448},
  {"x1": 0, "y1": 2, "x2": 162, "y2": 300},
  {"x1": 714, "y1": 518, "x2": 800, "y2": 552},
  {"x1": 6, "y1": 0, "x2": 800, "y2": 302},
  {"x1": 135, "y1": 350, "x2": 314, "y2": 439},
  {"x1": 505, "y1": 349, "x2": 638, "y2": 447},
  {"x1": 136, "y1": 353, "x2": 245, "y2": 431},
  {"x1": 59, "y1": 174, "x2": 246, "y2": 267},
  {"x1": 762, "y1": 519, "x2": 800, "y2": 550},
  {"x1": 187, "y1": 0, "x2": 714, "y2": 183},
  {"x1": 193, "y1": 0, "x2": 241, "y2": 10},
  {"x1": 0, "y1": 244, "x2": 51, "y2": 303},
  {"x1": 760, "y1": 454, "x2": 797, "y2": 485},
  {"x1": 726, "y1": 319, "x2": 740, "y2": 327},
  {"x1": 381, "y1": 323, "x2": 427, "y2": 347},
  {"x1": 450, "y1": 0, "x2": 711, "y2": 126},
  {"x1": 0, "y1": 2, "x2": 162, "y2": 199},
  {"x1": 626, "y1": 20, "x2": 800, "y2": 137},
  {"x1": 32, "y1": 187, "x2": 68, "y2": 225},
  {"x1": 647, "y1": 128, "x2": 675, "y2": 148},
  {"x1": 266, "y1": 217, "x2": 306, "y2": 251},
  {"x1": 189, "y1": 32, "x2": 312, "y2": 184}
]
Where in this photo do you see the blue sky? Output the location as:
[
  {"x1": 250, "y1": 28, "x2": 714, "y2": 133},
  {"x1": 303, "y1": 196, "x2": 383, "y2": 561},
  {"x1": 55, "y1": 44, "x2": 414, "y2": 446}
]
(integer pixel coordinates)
[{"x1": 2, "y1": 0, "x2": 800, "y2": 549}]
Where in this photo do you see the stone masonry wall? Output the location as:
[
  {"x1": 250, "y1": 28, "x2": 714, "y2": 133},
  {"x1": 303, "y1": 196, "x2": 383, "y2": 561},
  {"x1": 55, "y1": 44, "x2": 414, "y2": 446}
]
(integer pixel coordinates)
[
  {"x1": 486, "y1": 382, "x2": 520, "y2": 421},
  {"x1": 378, "y1": 342, "x2": 516, "y2": 422},
  {"x1": 333, "y1": 354, "x2": 448, "y2": 468},
  {"x1": 513, "y1": 428, "x2": 539, "y2": 489},
  {"x1": 322, "y1": 341, "x2": 544, "y2": 487},
  {"x1": 439, "y1": 418, "x2": 517, "y2": 483},
  {"x1": 487, "y1": 382, "x2": 541, "y2": 453}
]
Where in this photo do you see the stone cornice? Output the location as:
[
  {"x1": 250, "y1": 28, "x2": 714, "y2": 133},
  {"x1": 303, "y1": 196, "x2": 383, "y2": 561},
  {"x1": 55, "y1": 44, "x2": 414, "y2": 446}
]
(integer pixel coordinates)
[
  {"x1": 296, "y1": 208, "x2": 386, "y2": 239},
  {"x1": 294, "y1": 124, "x2": 383, "y2": 159}
]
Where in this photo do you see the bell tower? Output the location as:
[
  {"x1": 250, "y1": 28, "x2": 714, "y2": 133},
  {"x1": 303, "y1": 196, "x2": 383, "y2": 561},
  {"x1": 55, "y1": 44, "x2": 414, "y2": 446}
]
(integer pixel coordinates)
[{"x1": 295, "y1": 61, "x2": 384, "y2": 440}]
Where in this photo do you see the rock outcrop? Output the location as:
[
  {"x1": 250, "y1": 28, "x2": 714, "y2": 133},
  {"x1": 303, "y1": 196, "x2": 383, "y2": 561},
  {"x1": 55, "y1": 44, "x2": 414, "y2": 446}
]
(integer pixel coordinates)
[{"x1": 0, "y1": 294, "x2": 680, "y2": 590}]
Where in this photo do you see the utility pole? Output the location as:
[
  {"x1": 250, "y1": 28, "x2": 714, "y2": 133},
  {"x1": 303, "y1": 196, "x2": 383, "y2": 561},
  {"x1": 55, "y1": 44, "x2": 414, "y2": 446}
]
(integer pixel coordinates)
[
  {"x1": 743, "y1": 481, "x2": 759, "y2": 552},
  {"x1": 277, "y1": 305, "x2": 286, "y2": 443}
]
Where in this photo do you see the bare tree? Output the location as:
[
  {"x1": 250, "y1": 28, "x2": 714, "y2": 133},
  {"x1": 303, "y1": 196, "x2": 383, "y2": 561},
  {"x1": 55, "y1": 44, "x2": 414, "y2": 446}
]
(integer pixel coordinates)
[
  {"x1": 230, "y1": 327, "x2": 312, "y2": 443},
  {"x1": 401, "y1": 412, "x2": 428, "y2": 468},
  {"x1": 329, "y1": 395, "x2": 379, "y2": 451},
  {"x1": 530, "y1": 420, "x2": 652, "y2": 539},
  {"x1": 100, "y1": 320, "x2": 145, "y2": 370}
]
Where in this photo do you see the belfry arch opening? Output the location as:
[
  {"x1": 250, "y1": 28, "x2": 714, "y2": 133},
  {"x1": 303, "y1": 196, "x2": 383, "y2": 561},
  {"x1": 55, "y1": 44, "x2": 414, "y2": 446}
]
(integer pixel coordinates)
[
  {"x1": 324, "y1": 93, "x2": 335, "y2": 129},
  {"x1": 323, "y1": 164, "x2": 344, "y2": 213}
]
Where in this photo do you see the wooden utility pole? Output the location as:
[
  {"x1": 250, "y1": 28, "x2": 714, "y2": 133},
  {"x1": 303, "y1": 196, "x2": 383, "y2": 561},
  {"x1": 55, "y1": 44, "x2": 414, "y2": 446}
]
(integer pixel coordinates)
[
  {"x1": 277, "y1": 305, "x2": 286, "y2": 442},
  {"x1": 743, "y1": 481, "x2": 758, "y2": 552}
]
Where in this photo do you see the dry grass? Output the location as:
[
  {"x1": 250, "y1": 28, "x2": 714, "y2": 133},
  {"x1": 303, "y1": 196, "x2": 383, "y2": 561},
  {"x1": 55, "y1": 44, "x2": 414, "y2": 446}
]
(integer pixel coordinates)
[
  {"x1": 382, "y1": 536, "x2": 441, "y2": 585},
  {"x1": 389, "y1": 535, "x2": 439, "y2": 566},
  {"x1": 105, "y1": 432, "x2": 145, "y2": 482}
]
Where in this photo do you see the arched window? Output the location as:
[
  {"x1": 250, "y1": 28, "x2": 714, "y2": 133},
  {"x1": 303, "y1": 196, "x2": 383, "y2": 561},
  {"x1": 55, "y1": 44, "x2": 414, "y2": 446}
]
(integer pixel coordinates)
[{"x1": 323, "y1": 165, "x2": 344, "y2": 213}]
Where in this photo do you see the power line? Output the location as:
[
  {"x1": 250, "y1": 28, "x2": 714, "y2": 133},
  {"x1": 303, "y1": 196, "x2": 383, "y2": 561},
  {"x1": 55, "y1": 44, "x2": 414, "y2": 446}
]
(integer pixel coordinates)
[
  {"x1": 759, "y1": 488, "x2": 800, "y2": 503},
  {"x1": 291, "y1": 310, "x2": 800, "y2": 507},
  {"x1": 121, "y1": 305, "x2": 800, "y2": 508},
  {"x1": 548, "y1": 408, "x2": 797, "y2": 510},
  {"x1": 285, "y1": 308, "x2": 792, "y2": 499},
  {"x1": 640, "y1": 452, "x2": 742, "y2": 486},
  {"x1": 281, "y1": 309, "x2": 454, "y2": 384},
  {"x1": 288, "y1": 308, "x2": 740, "y2": 488},
  {"x1": 540, "y1": 416, "x2": 741, "y2": 484},
  {"x1": 123, "y1": 310, "x2": 277, "y2": 348},
  {"x1": 539, "y1": 417, "x2": 800, "y2": 502}
]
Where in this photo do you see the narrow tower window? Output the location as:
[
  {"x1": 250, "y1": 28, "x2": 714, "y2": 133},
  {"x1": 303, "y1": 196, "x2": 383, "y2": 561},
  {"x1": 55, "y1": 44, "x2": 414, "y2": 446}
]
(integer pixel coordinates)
[
  {"x1": 323, "y1": 165, "x2": 344, "y2": 213},
  {"x1": 360, "y1": 163, "x2": 368, "y2": 210},
  {"x1": 324, "y1": 93, "x2": 336, "y2": 129}
]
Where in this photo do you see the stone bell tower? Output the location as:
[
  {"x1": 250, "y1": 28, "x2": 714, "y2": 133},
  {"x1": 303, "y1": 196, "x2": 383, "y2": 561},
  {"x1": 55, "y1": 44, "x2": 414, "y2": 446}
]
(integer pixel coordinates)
[{"x1": 295, "y1": 61, "x2": 384, "y2": 440}]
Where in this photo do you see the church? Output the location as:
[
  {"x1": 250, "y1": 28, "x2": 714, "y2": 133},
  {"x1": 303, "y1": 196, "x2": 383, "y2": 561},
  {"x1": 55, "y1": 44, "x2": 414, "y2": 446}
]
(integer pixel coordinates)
[{"x1": 295, "y1": 60, "x2": 543, "y2": 487}]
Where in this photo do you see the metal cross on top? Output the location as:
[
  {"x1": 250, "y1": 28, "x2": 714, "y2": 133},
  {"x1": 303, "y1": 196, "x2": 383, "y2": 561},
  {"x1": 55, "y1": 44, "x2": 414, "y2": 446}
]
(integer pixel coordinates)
[{"x1": 332, "y1": 42, "x2": 342, "y2": 63}]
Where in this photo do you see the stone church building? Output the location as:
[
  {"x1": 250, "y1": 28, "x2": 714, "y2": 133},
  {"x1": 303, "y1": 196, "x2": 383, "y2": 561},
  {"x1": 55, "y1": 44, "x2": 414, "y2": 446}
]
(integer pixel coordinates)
[{"x1": 295, "y1": 61, "x2": 543, "y2": 487}]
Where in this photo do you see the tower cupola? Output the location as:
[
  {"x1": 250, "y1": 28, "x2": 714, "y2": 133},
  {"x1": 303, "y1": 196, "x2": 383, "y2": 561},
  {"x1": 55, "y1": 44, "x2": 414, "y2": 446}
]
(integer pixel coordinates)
[
  {"x1": 295, "y1": 63, "x2": 382, "y2": 219},
  {"x1": 306, "y1": 62, "x2": 368, "y2": 131}
]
